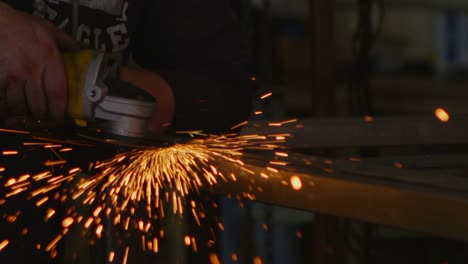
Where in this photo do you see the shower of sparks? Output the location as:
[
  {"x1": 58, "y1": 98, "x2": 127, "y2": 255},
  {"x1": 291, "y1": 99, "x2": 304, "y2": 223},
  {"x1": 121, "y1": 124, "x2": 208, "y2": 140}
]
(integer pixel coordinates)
[
  {"x1": 0, "y1": 86, "x2": 313, "y2": 262},
  {"x1": 0, "y1": 125, "x2": 296, "y2": 260}
]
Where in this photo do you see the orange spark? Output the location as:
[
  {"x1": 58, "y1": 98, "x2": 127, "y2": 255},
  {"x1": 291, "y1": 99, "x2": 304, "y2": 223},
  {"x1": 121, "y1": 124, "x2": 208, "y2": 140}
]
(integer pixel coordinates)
[
  {"x1": 266, "y1": 167, "x2": 278, "y2": 173},
  {"x1": 393, "y1": 162, "x2": 404, "y2": 169},
  {"x1": 44, "y1": 144, "x2": 62, "y2": 149},
  {"x1": 184, "y1": 236, "x2": 191, "y2": 246},
  {"x1": 2, "y1": 150, "x2": 18, "y2": 156},
  {"x1": 36, "y1": 197, "x2": 49, "y2": 207},
  {"x1": 59, "y1": 148, "x2": 73, "y2": 152},
  {"x1": 253, "y1": 256, "x2": 263, "y2": 264},
  {"x1": 280, "y1": 118, "x2": 297, "y2": 125},
  {"x1": 296, "y1": 231, "x2": 303, "y2": 239},
  {"x1": 108, "y1": 251, "x2": 115, "y2": 262},
  {"x1": 44, "y1": 160, "x2": 67, "y2": 166},
  {"x1": 363, "y1": 115, "x2": 374, "y2": 122},
  {"x1": 275, "y1": 152, "x2": 289, "y2": 157},
  {"x1": 45, "y1": 208, "x2": 56, "y2": 221},
  {"x1": 254, "y1": 111, "x2": 263, "y2": 115},
  {"x1": 62, "y1": 217, "x2": 74, "y2": 228},
  {"x1": 153, "y1": 238, "x2": 159, "y2": 253},
  {"x1": 290, "y1": 176, "x2": 303, "y2": 191},
  {"x1": 268, "y1": 122, "x2": 282, "y2": 127},
  {"x1": 96, "y1": 225, "x2": 103, "y2": 236},
  {"x1": 230, "y1": 121, "x2": 248, "y2": 130},
  {"x1": 0, "y1": 240, "x2": 9, "y2": 251},
  {"x1": 435, "y1": 107, "x2": 450, "y2": 122},
  {"x1": 68, "y1": 168, "x2": 81, "y2": 174},
  {"x1": 0, "y1": 128, "x2": 30, "y2": 134},
  {"x1": 260, "y1": 92, "x2": 272, "y2": 99},
  {"x1": 123, "y1": 247, "x2": 130, "y2": 264},
  {"x1": 232, "y1": 253, "x2": 238, "y2": 262},
  {"x1": 209, "y1": 253, "x2": 221, "y2": 264}
]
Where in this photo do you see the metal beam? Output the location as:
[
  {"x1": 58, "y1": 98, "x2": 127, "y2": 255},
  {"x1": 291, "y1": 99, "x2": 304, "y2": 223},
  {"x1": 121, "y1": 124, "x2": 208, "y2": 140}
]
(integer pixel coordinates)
[
  {"x1": 242, "y1": 116, "x2": 468, "y2": 148},
  {"x1": 210, "y1": 153, "x2": 468, "y2": 241}
]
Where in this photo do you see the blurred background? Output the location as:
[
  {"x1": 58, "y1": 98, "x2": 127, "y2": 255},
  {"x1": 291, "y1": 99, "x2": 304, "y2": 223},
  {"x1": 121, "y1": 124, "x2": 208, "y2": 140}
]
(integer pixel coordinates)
[
  {"x1": 220, "y1": 0, "x2": 468, "y2": 263},
  {"x1": 248, "y1": 0, "x2": 468, "y2": 119}
]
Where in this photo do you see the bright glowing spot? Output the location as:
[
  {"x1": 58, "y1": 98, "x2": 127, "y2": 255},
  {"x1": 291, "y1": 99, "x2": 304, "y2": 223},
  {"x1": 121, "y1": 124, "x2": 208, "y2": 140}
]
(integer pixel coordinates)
[
  {"x1": 96, "y1": 225, "x2": 103, "y2": 236},
  {"x1": 0, "y1": 240, "x2": 9, "y2": 251},
  {"x1": 363, "y1": 115, "x2": 374, "y2": 122},
  {"x1": 0, "y1": 167, "x2": 5, "y2": 172},
  {"x1": 268, "y1": 122, "x2": 282, "y2": 127},
  {"x1": 45, "y1": 208, "x2": 56, "y2": 221},
  {"x1": 5, "y1": 178, "x2": 16, "y2": 186},
  {"x1": 44, "y1": 160, "x2": 67, "y2": 166},
  {"x1": 108, "y1": 251, "x2": 115, "y2": 262},
  {"x1": 123, "y1": 247, "x2": 130, "y2": 264},
  {"x1": 253, "y1": 256, "x2": 263, "y2": 264},
  {"x1": 184, "y1": 236, "x2": 191, "y2": 246},
  {"x1": 59, "y1": 148, "x2": 73, "y2": 152},
  {"x1": 62, "y1": 217, "x2": 74, "y2": 228},
  {"x1": 275, "y1": 152, "x2": 288, "y2": 157},
  {"x1": 68, "y1": 168, "x2": 81, "y2": 174},
  {"x1": 296, "y1": 231, "x2": 303, "y2": 239},
  {"x1": 393, "y1": 162, "x2": 404, "y2": 169},
  {"x1": 2, "y1": 150, "x2": 18, "y2": 156},
  {"x1": 254, "y1": 111, "x2": 263, "y2": 115},
  {"x1": 435, "y1": 107, "x2": 450, "y2": 122},
  {"x1": 290, "y1": 176, "x2": 302, "y2": 191},
  {"x1": 209, "y1": 253, "x2": 221, "y2": 264},
  {"x1": 260, "y1": 92, "x2": 272, "y2": 99},
  {"x1": 232, "y1": 253, "x2": 238, "y2": 262}
]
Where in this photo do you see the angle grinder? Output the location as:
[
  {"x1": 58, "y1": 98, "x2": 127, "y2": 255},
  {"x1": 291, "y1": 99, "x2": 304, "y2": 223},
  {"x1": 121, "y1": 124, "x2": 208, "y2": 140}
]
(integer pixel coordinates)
[{"x1": 63, "y1": 50, "x2": 156, "y2": 139}]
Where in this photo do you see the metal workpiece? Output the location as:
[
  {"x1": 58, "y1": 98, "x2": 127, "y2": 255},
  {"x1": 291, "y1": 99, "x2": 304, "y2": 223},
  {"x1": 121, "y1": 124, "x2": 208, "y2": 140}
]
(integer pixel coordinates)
[
  {"x1": 209, "y1": 152, "x2": 468, "y2": 241},
  {"x1": 242, "y1": 115, "x2": 468, "y2": 148}
]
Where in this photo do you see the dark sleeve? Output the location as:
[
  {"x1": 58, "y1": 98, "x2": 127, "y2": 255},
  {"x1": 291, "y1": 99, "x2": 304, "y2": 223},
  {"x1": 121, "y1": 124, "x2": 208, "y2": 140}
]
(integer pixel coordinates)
[
  {"x1": 127, "y1": 0, "x2": 256, "y2": 134},
  {"x1": 2, "y1": 0, "x2": 33, "y2": 12}
]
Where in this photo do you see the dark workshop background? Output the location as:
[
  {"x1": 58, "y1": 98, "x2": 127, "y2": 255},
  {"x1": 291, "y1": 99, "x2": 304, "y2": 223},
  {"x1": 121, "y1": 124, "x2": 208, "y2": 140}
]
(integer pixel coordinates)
[{"x1": 236, "y1": 0, "x2": 468, "y2": 263}]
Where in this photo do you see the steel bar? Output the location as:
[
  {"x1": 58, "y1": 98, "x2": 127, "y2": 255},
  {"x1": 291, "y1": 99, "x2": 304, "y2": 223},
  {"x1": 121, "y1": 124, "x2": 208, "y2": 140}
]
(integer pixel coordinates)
[
  {"x1": 242, "y1": 116, "x2": 468, "y2": 148},
  {"x1": 211, "y1": 152, "x2": 468, "y2": 241},
  {"x1": 362, "y1": 154, "x2": 468, "y2": 169}
]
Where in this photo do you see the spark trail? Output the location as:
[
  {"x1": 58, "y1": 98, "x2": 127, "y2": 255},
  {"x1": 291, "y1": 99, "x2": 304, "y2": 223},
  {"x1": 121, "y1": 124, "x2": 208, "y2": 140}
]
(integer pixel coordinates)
[{"x1": 0, "y1": 129, "x2": 289, "y2": 261}]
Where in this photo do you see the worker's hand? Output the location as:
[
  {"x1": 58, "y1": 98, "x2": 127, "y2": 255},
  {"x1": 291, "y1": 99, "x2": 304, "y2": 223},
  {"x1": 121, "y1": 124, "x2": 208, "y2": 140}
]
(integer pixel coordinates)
[
  {"x1": 0, "y1": 2, "x2": 78, "y2": 128},
  {"x1": 121, "y1": 67, "x2": 175, "y2": 135}
]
